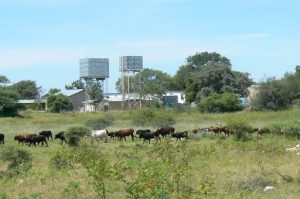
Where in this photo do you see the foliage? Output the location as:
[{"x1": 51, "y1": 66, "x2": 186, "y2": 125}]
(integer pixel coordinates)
[
  {"x1": 86, "y1": 80, "x2": 104, "y2": 108},
  {"x1": 47, "y1": 94, "x2": 74, "y2": 113},
  {"x1": 65, "y1": 79, "x2": 85, "y2": 90},
  {"x1": 251, "y1": 77, "x2": 291, "y2": 110},
  {"x1": 132, "y1": 108, "x2": 175, "y2": 127},
  {"x1": 70, "y1": 146, "x2": 110, "y2": 199},
  {"x1": 0, "y1": 75, "x2": 9, "y2": 84},
  {"x1": 113, "y1": 140, "x2": 194, "y2": 198},
  {"x1": 0, "y1": 146, "x2": 33, "y2": 178},
  {"x1": 116, "y1": 69, "x2": 173, "y2": 103},
  {"x1": 66, "y1": 126, "x2": 90, "y2": 146},
  {"x1": 62, "y1": 181, "x2": 83, "y2": 199},
  {"x1": 9, "y1": 80, "x2": 39, "y2": 99},
  {"x1": 196, "y1": 87, "x2": 214, "y2": 101},
  {"x1": 226, "y1": 119, "x2": 254, "y2": 141},
  {"x1": 50, "y1": 151, "x2": 71, "y2": 170},
  {"x1": 47, "y1": 88, "x2": 61, "y2": 95},
  {"x1": 198, "y1": 92, "x2": 242, "y2": 113},
  {"x1": 85, "y1": 114, "x2": 114, "y2": 130},
  {"x1": 174, "y1": 52, "x2": 252, "y2": 102},
  {"x1": 0, "y1": 88, "x2": 21, "y2": 117},
  {"x1": 184, "y1": 79, "x2": 198, "y2": 104}
]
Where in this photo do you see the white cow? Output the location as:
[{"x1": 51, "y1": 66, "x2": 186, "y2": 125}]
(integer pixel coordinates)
[{"x1": 91, "y1": 129, "x2": 108, "y2": 143}]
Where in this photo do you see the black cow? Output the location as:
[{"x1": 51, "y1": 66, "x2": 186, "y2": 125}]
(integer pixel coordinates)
[
  {"x1": 39, "y1": 130, "x2": 53, "y2": 140},
  {"x1": 55, "y1": 131, "x2": 67, "y2": 144},
  {"x1": 171, "y1": 131, "x2": 188, "y2": 141},
  {"x1": 107, "y1": 132, "x2": 116, "y2": 140},
  {"x1": 28, "y1": 135, "x2": 48, "y2": 147},
  {"x1": 136, "y1": 129, "x2": 151, "y2": 139},
  {"x1": 0, "y1": 133, "x2": 4, "y2": 144}
]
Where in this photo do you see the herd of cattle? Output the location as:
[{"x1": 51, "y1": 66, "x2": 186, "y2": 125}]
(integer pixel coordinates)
[{"x1": 0, "y1": 125, "x2": 267, "y2": 147}]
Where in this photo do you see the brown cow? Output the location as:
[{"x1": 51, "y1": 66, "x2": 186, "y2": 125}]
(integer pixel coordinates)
[
  {"x1": 14, "y1": 134, "x2": 37, "y2": 145},
  {"x1": 115, "y1": 128, "x2": 135, "y2": 141}
]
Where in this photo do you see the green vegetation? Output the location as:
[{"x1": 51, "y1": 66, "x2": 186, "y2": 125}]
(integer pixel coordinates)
[
  {"x1": 0, "y1": 108, "x2": 300, "y2": 198},
  {"x1": 46, "y1": 94, "x2": 74, "y2": 113},
  {"x1": 198, "y1": 92, "x2": 242, "y2": 113}
]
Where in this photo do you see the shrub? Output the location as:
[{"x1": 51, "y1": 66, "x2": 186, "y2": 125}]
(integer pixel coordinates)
[
  {"x1": 70, "y1": 146, "x2": 110, "y2": 199},
  {"x1": 250, "y1": 78, "x2": 291, "y2": 110},
  {"x1": 66, "y1": 126, "x2": 90, "y2": 146},
  {"x1": 113, "y1": 140, "x2": 194, "y2": 198},
  {"x1": 85, "y1": 115, "x2": 114, "y2": 130},
  {"x1": 50, "y1": 151, "x2": 71, "y2": 170},
  {"x1": 47, "y1": 94, "x2": 74, "y2": 113},
  {"x1": 132, "y1": 108, "x2": 175, "y2": 127},
  {"x1": 0, "y1": 146, "x2": 33, "y2": 178},
  {"x1": 226, "y1": 119, "x2": 254, "y2": 141},
  {"x1": 198, "y1": 92, "x2": 242, "y2": 113}
]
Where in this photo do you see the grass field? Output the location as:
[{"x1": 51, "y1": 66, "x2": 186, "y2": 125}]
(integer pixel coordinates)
[{"x1": 0, "y1": 108, "x2": 300, "y2": 198}]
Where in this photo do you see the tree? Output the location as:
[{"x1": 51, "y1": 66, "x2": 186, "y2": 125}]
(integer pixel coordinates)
[
  {"x1": 0, "y1": 88, "x2": 21, "y2": 117},
  {"x1": 174, "y1": 52, "x2": 252, "y2": 102},
  {"x1": 198, "y1": 92, "x2": 242, "y2": 113},
  {"x1": 184, "y1": 79, "x2": 198, "y2": 104},
  {"x1": 48, "y1": 88, "x2": 61, "y2": 95},
  {"x1": 186, "y1": 51, "x2": 231, "y2": 70},
  {"x1": 0, "y1": 75, "x2": 9, "y2": 85},
  {"x1": 115, "y1": 69, "x2": 173, "y2": 103},
  {"x1": 9, "y1": 80, "x2": 39, "y2": 99},
  {"x1": 47, "y1": 94, "x2": 74, "y2": 113},
  {"x1": 65, "y1": 79, "x2": 85, "y2": 90},
  {"x1": 251, "y1": 78, "x2": 290, "y2": 110},
  {"x1": 86, "y1": 81, "x2": 104, "y2": 110}
]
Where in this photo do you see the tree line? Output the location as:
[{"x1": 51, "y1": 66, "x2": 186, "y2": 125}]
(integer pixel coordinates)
[{"x1": 1, "y1": 51, "x2": 300, "y2": 116}]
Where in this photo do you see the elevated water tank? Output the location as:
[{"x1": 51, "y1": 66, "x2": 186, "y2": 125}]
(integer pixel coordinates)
[
  {"x1": 80, "y1": 58, "x2": 109, "y2": 80},
  {"x1": 119, "y1": 56, "x2": 143, "y2": 71}
]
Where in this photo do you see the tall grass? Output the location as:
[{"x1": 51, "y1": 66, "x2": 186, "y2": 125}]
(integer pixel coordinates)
[{"x1": 0, "y1": 108, "x2": 299, "y2": 198}]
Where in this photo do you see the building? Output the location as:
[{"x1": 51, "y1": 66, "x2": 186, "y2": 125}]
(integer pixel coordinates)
[
  {"x1": 58, "y1": 89, "x2": 87, "y2": 112},
  {"x1": 16, "y1": 99, "x2": 47, "y2": 111}
]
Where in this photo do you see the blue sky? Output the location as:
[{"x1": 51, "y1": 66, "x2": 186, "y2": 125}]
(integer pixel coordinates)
[{"x1": 1, "y1": 0, "x2": 300, "y2": 93}]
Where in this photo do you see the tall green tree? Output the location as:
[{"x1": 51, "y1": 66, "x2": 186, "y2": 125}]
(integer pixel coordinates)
[
  {"x1": 65, "y1": 79, "x2": 85, "y2": 89},
  {"x1": 86, "y1": 81, "x2": 104, "y2": 109},
  {"x1": 9, "y1": 80, "x2": 39, "y2": 99},
  {"x1": 175, "y1": 52, "x2": 252, "y2": 102},
  {"x1": 116, "y1": 69, "x2": 173, "y2": 103}
]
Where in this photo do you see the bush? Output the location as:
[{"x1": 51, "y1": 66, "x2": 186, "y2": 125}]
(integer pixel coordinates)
[
  {"x1": 198, "y1": 92, "x2": 242, "y2": 113},
  {"x1": 50, "y1": 151, "x2": 71, "y2": 170},
  {"x1": 0, "y1": 146, "x2": 33, "y2": 178},
  {"x1": 132, "y1": 108, "x2": 175, "y2": 127},
  {"x1": 226, "y1": 119, "x2": 254, "y2": 141},
  {"x1": 250, "y1": 78, "x2": 291, "y2": 110},
  {"x1": 47, "y1": 94, "x2": 74, "y2": 113},
  {"x1": 85, "y1": 114, "x2": 114, "y2": 130},
  {"x1": 66, "y1": 126, "x2": 90, "y2": 146}
]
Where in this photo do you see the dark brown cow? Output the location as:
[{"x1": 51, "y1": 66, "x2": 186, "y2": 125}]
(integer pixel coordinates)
[
  {"x1": 115, "y1": 128, "x2": 135, "y2": 141},
  {"x1": 0, "y1": 133, "x2": 4, "y2": 144},
  {"x1": 14, "y1": 134, "x2": 37, "y2": 145},
  {"x1": 157, "y1": 127, "x2": 175, "y2": 137}
]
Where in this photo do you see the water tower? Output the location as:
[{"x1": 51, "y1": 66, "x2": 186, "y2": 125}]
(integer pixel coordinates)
[
  {"x1": 119, "y1": 56, "x2": 143, "y2": 109},
  {"x1": 80, "y1": 58, "x2": 109, "y2": 101}
]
